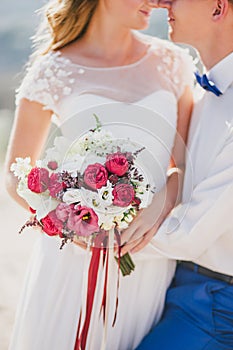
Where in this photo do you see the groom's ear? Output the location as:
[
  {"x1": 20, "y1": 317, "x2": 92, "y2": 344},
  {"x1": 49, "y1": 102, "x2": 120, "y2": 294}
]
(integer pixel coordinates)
[{"x1": 212, "y1": 0, "x2": 229, "y2": 20}]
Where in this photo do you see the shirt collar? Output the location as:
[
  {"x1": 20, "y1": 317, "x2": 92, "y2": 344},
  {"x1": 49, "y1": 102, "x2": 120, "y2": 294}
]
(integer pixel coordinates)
[{"x1": 207, "y1": 52, "x2": 233, "y2": 94}]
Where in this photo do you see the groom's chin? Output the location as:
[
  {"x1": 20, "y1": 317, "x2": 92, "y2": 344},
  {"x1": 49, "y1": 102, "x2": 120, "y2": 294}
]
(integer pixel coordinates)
[{"x1": 168, "y1": 30, "x2": 189, "y2": 46}]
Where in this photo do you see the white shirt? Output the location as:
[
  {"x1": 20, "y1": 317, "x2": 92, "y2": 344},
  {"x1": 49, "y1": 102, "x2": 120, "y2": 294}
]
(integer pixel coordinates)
[{"x1": 151, "y1": 52, "x2": 233, "y2": 276}]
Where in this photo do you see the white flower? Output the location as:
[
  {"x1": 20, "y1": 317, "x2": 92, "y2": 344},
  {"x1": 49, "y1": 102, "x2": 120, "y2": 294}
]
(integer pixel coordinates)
[
  {"x1": 135, "y1": 184, "x2": 145, "y2": 195},
  {"x1": 114, "y1": 213, "x2": 129, "y2": 230},
  {"x1": 98, "y1": 213, "x2": 115, "y2": 230},
  {"x1": 117, "y1": 220, "x2": 129, "y2": 230},
  {"x1": 80, "y1": 188, "x2": 102, "y2": 209},
  {"x1": 10, "y1": 157, "x2": 32, "y2": 179},
  {"x1": 16, "y1": 181, "x2": 58, "y2": 220},
  {"x1": 124, "y1": 214, "x2": 134, "y2": 223},
  {"x1": 71, "y1": 135, "x2": 91, "y2": 156},
  {"x1": 43, "y1": 136, "x2": 71, "y2": 167},
  {"x1": 70, "y1": 129, "x2": 114, "y2": 157},
  {"x1": 114, "y1": 213, "x2": 124, "y2": 223},
  {"x1": 63, "y1": 189, "x2": 82, "y2": 204},
  {"x1": 97, "y1": 181, "x2": 113, "y2": 207},
  {"x1": 36, "y1": 197, "x2": 59, "y2": 221},
  {"x1": 101, "y1": 221, "x2": 115, "y2": 231}
]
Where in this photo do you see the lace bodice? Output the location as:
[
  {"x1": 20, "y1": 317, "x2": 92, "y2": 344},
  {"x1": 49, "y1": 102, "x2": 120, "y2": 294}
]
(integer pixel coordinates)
[{"x1": 16, "y1": 34, "x2": 195, "y2": 123}]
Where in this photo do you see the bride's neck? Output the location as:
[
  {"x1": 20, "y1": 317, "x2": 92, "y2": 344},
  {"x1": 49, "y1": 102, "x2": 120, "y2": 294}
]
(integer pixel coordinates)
[{"x1": 77, "y1": 13, "x2": 136, "y2": 64}]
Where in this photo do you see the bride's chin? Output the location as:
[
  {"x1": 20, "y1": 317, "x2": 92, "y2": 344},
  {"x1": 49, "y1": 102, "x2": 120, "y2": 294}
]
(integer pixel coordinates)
[{"x1": 131, "y1": 18, "x2": 151, "y2": 31}]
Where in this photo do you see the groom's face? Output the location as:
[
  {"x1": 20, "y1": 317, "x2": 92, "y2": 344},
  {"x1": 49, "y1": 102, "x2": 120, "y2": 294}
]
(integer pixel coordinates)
[{"x1": 162, "y1": 0, "x2": 212, "y2": 48}]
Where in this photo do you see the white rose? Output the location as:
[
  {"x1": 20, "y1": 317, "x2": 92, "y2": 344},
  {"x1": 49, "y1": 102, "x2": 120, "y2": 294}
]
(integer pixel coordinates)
[{"x1": 63, "y1": 189, "x2": 82, "y2": 204}]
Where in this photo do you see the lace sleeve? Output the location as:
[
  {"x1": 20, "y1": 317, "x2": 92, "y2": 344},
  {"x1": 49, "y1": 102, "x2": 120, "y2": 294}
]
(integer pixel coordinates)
[
  {"x1": 151, "y1": 38, "x2": 195, "y2": 100},
  {"x1": 169, "y1": 46, "x2": 196, "y2": 99},
  {"x1": 15, "y1": 52, "x2": 74, "y2": 114}
]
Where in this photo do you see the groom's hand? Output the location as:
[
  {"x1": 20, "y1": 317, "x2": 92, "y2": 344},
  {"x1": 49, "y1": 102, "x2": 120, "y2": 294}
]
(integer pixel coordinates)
[
  {"x1": 120, "y1": 197, "x2": 163, "y2": 255},
  {"x1": 120, "y1": 223, "x2": 160, "y2": 256},
  {"x1": 120, "y1": 183, "x2": 175, "y2": 254}
]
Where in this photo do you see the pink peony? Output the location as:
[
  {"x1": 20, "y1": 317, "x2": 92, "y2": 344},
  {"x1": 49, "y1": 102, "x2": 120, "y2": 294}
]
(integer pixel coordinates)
[
  {"x1": 48, "y1": 173, "x2": 66, "y2": 198},
  {"x1": 27, "y1": 167, "x2": 50, "y2": 193},
  {"x1": 84, "y1": 163, "x2": 108, "y2": 190},
  {"x1": 105, "y1": 152, "x2": 129, "y2": 176},
  {"x1": 67, "y1": 205, "x2": 99, "y2": 237},
  {"x1": 41, "y1": 210, "x2": 63, "y2": 237},
  {"x1": 113, "y1": 183, "x2": 135, "y2": 207}
]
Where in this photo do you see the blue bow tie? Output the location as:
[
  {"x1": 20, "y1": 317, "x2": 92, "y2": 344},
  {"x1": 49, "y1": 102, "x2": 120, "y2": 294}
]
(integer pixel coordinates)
[{"x1": 195, "y1": 72, "x2": 222, "y2": 97}]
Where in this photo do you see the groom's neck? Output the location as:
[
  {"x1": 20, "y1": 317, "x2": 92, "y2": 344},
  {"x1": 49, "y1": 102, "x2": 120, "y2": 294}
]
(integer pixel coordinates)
[{"x1": 199, "y1": 43, "x2": 233, "y2": 71}]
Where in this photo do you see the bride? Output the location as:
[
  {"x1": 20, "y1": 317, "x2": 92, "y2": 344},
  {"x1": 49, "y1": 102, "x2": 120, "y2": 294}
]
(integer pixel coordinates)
[{"x1": 5, "y1": 0, "x2": 194, "y2": 349}]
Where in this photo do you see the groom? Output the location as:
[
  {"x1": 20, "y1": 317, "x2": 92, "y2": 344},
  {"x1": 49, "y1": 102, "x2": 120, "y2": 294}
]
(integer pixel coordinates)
[{"x1": 136, "y1": 0, "x2": 233, "y2": 349}]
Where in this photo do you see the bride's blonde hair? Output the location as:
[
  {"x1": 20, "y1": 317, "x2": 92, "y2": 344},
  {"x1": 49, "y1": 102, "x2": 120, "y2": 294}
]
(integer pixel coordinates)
[{"x1": 33, "y1": 0, "x2": 99, "y2": 55}]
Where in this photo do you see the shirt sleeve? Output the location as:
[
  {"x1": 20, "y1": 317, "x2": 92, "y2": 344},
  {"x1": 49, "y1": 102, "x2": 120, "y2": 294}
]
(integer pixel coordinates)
[{"x1": 150, "y1": 131, "x2": 233, "y2": 260}]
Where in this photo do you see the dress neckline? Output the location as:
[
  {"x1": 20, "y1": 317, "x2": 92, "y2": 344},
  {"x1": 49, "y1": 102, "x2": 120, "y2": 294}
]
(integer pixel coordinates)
[{"x1": 54, "y1": 42, "x2": 153, "y2": 71}]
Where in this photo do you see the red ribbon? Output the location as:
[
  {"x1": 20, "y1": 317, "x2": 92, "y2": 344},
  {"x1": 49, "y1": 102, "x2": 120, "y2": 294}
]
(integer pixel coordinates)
[
  {"x1": 74, "y1": 230, "x2": 121, "y2": 350},
  {"x1": 74, "y1": 237, "x2": 102, "y2": 350},
  {"x1": 112, "y1": 228, "x2": 121, "y2": 327}
]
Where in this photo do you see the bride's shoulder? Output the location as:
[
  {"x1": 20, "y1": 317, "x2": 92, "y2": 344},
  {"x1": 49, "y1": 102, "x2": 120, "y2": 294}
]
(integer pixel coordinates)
[
  {"x1": 26, "y1": 50, "x2": 72, "y2": 79},
  {"x1": 138, "y1": 34, "x2": 195, "y2": 98},
  {"x1": 16, "y1": 50, "x2": 74, "y2": 111},
  {"x1": 139, "y1": 33, "x2": 192, "y2": 62}
]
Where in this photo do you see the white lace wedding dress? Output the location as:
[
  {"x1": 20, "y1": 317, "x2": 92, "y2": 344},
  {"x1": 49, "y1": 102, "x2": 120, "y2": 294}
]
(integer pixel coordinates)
[{"x1": 10, "y1": 34, "x2": 194, "y2": 350}]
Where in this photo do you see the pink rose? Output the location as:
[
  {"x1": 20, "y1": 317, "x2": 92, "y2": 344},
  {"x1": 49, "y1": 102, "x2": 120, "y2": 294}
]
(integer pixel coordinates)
[
  {"x1": 27, "y1": 167, "x2": 50, "y2": 193},
  {"x1": 48, "y1": 173, "x2": 66, "y2": 198},
  {"x1": 67, "y1": 205, "x2": 99, "y2": 237},
  {"x1": 84, "y1": 163, "x2": 108, "y2": 190},
  {"x1": 105, "y1": 152, "x2": 129, "y2": 176},
  {"x1": 41, "y1": 210, "x2": 63, "y2": 237},
  {"x1": 113, "y1": 183, "x2": 135, "y2": 207},
  {"x1": 47, "y1": 161, "x2": 58, "y2": 170},
  {"x1": 56, "y1": 202, "x2": 73, "y2": 222}
]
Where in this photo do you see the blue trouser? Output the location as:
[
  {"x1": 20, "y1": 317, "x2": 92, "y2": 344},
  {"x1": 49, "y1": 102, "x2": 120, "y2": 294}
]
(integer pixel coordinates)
[{"x1": 136, "y1": 264, "x2": 233, "y2": 350}]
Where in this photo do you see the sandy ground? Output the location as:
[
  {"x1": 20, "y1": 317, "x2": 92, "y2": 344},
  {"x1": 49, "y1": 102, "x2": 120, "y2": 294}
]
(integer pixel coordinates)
[{"x1": 0, "y1": 171, "x2": 37, "y2": 349}]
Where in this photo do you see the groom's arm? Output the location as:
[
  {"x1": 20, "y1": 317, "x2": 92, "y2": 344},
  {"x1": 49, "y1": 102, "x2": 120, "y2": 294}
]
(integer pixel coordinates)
[{"x1": 150, "y1": 133, "x2": 233, "y2": 260}]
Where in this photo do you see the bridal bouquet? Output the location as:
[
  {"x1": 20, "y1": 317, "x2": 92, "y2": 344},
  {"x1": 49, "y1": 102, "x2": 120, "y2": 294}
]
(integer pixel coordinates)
[
  {"x1": 11, "y1": 115, "x2": 152, "y2": 275},
  {"x1": 11, "y1": 115, "x2": 155, "y2": 349}
]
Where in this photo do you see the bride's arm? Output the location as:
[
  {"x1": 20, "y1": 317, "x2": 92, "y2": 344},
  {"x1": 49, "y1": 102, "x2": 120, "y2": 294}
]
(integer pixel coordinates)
[
  {"x1": 4, "y1": 98, "x2": 52, "y2": 210},
  {"x1": 5, "y1": 98, "x2": 88, "y2": 251},
  {"x1": 120, "y1": 86, "x2": 193, "y2": 254}
]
